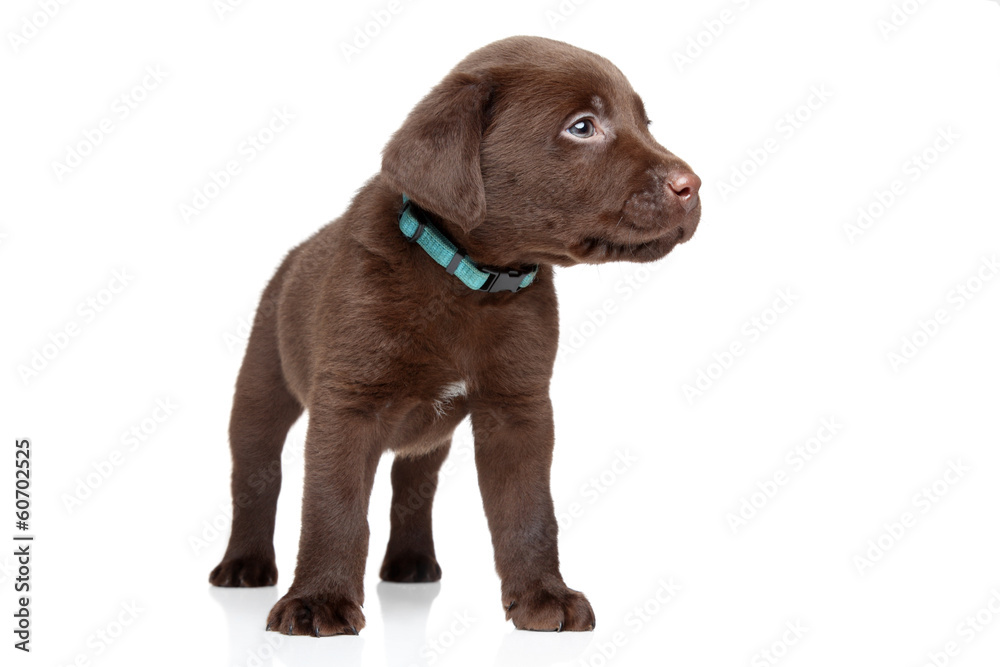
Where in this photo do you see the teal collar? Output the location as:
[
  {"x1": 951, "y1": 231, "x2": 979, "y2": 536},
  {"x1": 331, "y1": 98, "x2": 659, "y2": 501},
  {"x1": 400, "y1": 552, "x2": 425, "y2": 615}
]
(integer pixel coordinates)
[{"x1": 398, "y1": 195, "x2": 537, "y2": 293}]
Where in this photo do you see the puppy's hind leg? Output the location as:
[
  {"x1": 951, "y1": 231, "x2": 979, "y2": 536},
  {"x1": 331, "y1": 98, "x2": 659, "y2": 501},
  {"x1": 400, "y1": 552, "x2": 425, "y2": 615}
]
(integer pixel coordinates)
[
  {"x1": 210, "y1": 272, "x2": 303, "y2": 588},
  {"x1": 380, "y1": 442, "x2": 451, "y2": 583}
]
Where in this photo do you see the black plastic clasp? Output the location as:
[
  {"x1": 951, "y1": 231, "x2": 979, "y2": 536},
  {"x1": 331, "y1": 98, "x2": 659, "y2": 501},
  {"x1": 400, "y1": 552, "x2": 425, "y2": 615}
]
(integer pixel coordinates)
[{"x1": 479, "y1": 267, "x2": 527, "y2": 293}]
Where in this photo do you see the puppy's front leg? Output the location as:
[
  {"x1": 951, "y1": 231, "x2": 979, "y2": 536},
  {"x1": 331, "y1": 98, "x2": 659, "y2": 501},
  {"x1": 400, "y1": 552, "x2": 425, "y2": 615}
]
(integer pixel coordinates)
[
  {"x1": 266, "y1": 404, "x2": 382, "y2": 636},
  {"x1": 472, "y1": 394, "x2": 595, "y2": 632}
]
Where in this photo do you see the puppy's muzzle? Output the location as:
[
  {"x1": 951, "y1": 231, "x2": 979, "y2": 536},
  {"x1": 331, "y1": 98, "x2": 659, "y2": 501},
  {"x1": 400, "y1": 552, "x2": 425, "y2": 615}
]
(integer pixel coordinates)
[{"x1": 623, "y1": 165, "x2": 701, "y2": 244}]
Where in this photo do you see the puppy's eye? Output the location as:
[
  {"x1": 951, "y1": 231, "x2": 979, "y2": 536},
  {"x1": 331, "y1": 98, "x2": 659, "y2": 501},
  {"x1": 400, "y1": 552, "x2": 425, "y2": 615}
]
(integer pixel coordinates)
[{"x1": 567, "y1": 119, "x2": 596, "y2": 139}]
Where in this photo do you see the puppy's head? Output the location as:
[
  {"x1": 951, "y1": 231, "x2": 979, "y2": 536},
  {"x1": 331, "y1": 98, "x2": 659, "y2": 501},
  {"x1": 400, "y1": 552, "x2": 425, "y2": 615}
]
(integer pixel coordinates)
[{"x1": 382, "y1": 36, "x2": 701, "y2": 267}]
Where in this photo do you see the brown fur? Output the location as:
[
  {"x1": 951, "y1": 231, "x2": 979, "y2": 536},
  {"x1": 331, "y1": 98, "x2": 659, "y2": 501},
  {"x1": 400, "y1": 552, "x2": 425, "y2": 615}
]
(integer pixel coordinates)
[{"x1": 209, "y1": 36, "x2": 701, "y2": 636}]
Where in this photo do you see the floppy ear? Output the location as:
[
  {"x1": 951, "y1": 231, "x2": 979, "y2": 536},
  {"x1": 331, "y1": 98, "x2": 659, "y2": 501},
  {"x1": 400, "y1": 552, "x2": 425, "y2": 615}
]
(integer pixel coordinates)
[{"x1": 381, "y1": 72, "x2": 492, "y2": 233}]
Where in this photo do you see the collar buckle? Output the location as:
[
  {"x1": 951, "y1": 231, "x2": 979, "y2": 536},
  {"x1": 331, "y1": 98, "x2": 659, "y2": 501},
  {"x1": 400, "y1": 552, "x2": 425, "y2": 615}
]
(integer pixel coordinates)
[{"x1": 479, "y1": 267, "x2": 528, "y2": 293}]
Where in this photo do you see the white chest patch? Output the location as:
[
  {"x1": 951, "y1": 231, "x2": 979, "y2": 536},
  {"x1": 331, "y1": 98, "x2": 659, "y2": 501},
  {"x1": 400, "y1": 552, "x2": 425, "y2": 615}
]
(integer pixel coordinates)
[{"x1": 432, "y1": 380, "x2": 467, "y2": 417}]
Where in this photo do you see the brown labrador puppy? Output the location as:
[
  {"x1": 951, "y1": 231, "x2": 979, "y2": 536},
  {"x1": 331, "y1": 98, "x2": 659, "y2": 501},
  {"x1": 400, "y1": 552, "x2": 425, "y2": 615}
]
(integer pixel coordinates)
[{"x1": 209, "y1": 35, "x2": 701, "y2": 636}]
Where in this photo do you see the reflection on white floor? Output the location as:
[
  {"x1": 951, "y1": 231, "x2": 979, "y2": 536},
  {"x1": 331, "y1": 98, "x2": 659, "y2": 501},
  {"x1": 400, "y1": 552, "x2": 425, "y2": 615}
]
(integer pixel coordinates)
[{"x1": 209, "y1": 581, "x2": 594, "y2": 667}]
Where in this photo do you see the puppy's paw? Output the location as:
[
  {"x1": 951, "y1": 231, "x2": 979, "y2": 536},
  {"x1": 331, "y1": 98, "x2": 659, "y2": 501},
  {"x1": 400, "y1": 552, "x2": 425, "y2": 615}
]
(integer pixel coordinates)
[
  {"x1": 504, "y1": 584, "x2": 595, "y2": 632},
  {"x1": 266, "y1": 593, "x2": 365, "y2": 637},
  {"x1": 379, "y1": 550, "x2": 442, "y2": 583},
  {"x1": 209, "y1": 555, "x2": 277, "y2": 588}
]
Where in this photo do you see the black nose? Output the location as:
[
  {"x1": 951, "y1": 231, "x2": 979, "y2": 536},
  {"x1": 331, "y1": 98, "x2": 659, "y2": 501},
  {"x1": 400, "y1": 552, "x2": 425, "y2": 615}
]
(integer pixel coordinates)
[{"x1": 666, "y1": 170, "x2": 701, "y2": 213}]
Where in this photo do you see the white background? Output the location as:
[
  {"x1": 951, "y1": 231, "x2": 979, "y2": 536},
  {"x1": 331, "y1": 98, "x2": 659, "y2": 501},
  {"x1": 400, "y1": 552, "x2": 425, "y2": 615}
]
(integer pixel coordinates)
[{"x1": 3, "y1": 0, "x2": 1000, "y2": 665}]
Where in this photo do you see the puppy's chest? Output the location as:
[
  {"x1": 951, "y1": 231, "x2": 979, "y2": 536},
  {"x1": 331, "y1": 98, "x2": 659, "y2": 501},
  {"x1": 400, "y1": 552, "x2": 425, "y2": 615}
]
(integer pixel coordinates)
[
  {"x1": 390, "y1": 306, "x2": 505, "y2": 404},
  {"x1": 402, "y1": 293, "x2": 505, "y2": 359},
  {"x1": 429, "y1": 379, "x2": 467, "y2": 416},
  {"x1": 384, "y1": 286, "x2": 553, "y2": 406}
]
